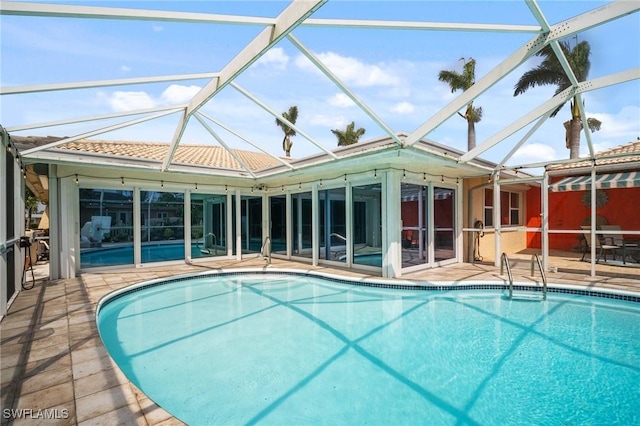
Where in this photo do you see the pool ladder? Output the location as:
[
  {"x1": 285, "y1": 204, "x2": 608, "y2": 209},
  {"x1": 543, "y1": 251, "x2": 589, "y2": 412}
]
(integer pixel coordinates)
[
  {"x1": 530, "y1": 253, "x2": 547, "y2": 300},
  {"x1": 196, "y1": 233, "x2": 217, "y2": 255},
  {"x1": 261, "y1": 236, "x2": 271, "y2": 264},
  {"x1": 500, "y1": 253, "x2": 514, "y2": 299},
  {"x1": 501, "y1": 253, "x2": 547, "y2": 300}
]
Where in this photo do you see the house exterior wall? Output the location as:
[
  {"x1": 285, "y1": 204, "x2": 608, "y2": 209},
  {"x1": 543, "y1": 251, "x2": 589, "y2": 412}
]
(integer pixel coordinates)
[
  {"x1": 526, "y1": 186, "x2": 542, "y2": 249},
  {"x1": 464, "y1": 177, "x2": 530, "y2": 263},
  {"x1": 473, "y1": 231, "x2": 527, "y2": 263},
  {"x1": 526, "y1": 184, "x2": 640, "y2": 251}
]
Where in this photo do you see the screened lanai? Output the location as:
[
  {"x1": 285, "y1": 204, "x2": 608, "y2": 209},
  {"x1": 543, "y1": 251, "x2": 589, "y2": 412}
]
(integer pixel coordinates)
[{"x1": 1, "y1": 1, "x2": 639, "y2": 316}]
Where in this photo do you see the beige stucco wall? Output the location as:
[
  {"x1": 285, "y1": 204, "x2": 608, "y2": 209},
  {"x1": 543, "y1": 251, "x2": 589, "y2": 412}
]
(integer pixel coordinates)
[
  {"x1": 463, "y1": 176, "x2": 529, "y2": 263},
  {"x1": 473, "y1": 230, "x2": 528, "y2": 263}
]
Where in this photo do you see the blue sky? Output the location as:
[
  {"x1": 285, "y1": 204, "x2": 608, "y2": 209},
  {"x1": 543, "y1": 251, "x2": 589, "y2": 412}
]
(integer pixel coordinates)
[{"x1": 1, "y1": 1, "x2": 639, "y2": 168}]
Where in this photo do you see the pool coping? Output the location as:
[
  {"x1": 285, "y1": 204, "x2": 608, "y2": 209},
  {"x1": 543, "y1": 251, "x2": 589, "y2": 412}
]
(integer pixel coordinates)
[{"x1": 96, "y1": 268, "x2": 640, "y2": 316}]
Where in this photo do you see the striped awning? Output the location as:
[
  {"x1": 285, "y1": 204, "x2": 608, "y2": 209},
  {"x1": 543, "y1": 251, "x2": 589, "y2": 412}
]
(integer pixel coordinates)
[{"x1": 549, "y1": 171, "x2": 640, "y2": 192}]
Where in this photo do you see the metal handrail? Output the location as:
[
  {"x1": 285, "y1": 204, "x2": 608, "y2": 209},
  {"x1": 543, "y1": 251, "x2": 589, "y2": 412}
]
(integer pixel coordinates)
[
  {"x1": 210, "y1": 233, "x2": 217, "y2": 256},
  {"x1": 500, "y1": 253, "x2": 514, "y2": 299},
  {"x1": 329, "y1": 232, "x2": 347, "y2": 242},
  {"x1": 196, "y1": 233, "x2": 217, "y2": 255},
  {"x1": 530, "y1": 254, "x2": 547, "y2": 300},
  {"x1": 261, "y1": 236, "x2": 271, "y2": 264}
]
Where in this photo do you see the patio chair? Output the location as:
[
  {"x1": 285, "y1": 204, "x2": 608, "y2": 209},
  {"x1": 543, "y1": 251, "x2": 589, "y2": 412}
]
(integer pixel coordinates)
[
  {"x1": 580, "y1": 226, "x2": 619, "y2": 262},
  {"x1": 37, "y1": 239, "x2": 49, "y2": 261},
  {"x1": 602, "y1": 224, "x2": 640, "y2": 264},
  {"x1": 601, "y1": 225, "x2": 624, "y2": 246},
  {"x1": 409, "y1": 230, "x2": 419, "y2": 248}
]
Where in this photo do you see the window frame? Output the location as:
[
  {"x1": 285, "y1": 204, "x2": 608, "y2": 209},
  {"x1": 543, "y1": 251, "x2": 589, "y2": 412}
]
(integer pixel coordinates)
[{"x1": 483, "y1": 188, "x2": 522, "y2": 227}]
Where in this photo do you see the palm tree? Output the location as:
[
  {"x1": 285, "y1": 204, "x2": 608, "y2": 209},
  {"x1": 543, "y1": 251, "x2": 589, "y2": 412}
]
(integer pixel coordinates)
[
  {"x1": 438, "y1": 57, "x2": 483, "y2": 151},
  {"x1": 514, "y1": 40, "x2": 601, "y2": 159},
  {"x1": 275, "y1": 106, "x2": 298, "y2": 158},
  {"x1": 332, "y1": 121, "x2": 366, "y2": 147}
]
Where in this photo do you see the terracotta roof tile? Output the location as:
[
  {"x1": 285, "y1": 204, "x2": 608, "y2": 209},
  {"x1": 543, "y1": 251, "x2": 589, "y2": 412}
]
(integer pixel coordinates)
[
  {"x1": 547, "y1": 140, "x2": 640, "y2": 171},
  {"x1": 56, "y1": 140, "x2": 282, "y2": 171}
]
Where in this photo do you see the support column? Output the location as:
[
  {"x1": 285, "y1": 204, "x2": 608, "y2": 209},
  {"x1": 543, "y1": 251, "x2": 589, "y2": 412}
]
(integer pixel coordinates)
[
  {"x1": 493, "y1": 175, "x2": 501, "y2": 267},
  {"x1": 312, "y1": 184, "x2": 319, "y2": 266},
  {"x1": 227, "y1": 191, "x2": 233, "y2": 258},
  {"x1": 48, "y1": 166, "x2": 60, "y2": 279},
  {"x1": 456, "y1": 178, "x2": 463, "y2": 263},
  {"x1": 0, "y1": 129, "x2": 7, "y2": 316},
  {"x1": 383, "y1": 170, "x2": 401, "y2": 278},
  {"x1": 286, "y1": 192, "x2": 292, "y2": 258},
  {"x1": 184, "y1": 190, "x2": 192, "y2": 263},
  {"x1": 133, "y1": 187, "x2": 141, "y2": 266},
  {"x1": 542, "y1": 172, "x2": 549, "y2": 272},
  {"x1": 345, "y1": 181, "x2": 352, "y2": 268},
  {"x1": 59, "y1": 176, "x2": 77, "y2": 278},
  {"x1": 590, "y1": 165, "x2": 596, "y2": 276},
  {"x1": 234, "y1": 189, "x2": 241, "y2": 260}
]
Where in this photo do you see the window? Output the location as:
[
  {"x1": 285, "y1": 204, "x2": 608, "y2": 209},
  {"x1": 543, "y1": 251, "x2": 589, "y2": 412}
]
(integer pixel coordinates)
[
  {"x1": 79, "y1": 189, "x2": 134, "y2": 268},
  {"x1": 484, "y1": 189, "x2": 521, "y2": 226}
]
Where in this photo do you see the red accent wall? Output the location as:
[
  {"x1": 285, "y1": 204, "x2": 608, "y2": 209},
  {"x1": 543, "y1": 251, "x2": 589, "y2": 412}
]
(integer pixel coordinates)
[
  {"x1": 527, "y1": 186, "x2": 640, "y2": 251},
  {"x1": 526, "y1": 186, "x2": 542, "y2": 247},
  {"x1": 401, "y1": 200, "x2": 453, "y2": 228}
]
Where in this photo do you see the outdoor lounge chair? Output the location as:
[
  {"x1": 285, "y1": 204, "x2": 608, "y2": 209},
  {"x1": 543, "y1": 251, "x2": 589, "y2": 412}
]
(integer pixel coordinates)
[{"x1": 581, "y1": 226, "x2": 619, "y2": 262}]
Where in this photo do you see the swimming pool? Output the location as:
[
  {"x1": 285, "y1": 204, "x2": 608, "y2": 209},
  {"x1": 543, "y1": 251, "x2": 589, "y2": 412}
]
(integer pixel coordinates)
[
  {"x1": 339, "y1": 252, "x2": 383, "y2": 267},
  {"x1": 97, "y1": 272, "x2": 640, "y2": 425},
  {"x1": 80, "y1": 242, "x2": 206, "y2": 267}
]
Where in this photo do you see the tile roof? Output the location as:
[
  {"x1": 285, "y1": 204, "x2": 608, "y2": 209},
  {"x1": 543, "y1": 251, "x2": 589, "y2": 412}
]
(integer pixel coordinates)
[
  {"x1": 547, "y1": 140, "x2": 640, "y2": 171},
  {"x1": 14, "y1": 137, "x2": 284, "y2": 171}
]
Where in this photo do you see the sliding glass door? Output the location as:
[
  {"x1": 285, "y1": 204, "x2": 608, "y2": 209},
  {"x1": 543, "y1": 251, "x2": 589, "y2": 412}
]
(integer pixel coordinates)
[
  {"x1": 291, "y1": 191, "x2": 313, "y2": 259},
  {"x1": 191, "y1": 193, "x2": 227, "y2": 258},
  {"x1": 434, "y1": 187, "x2": 456, "y2": 263},
  {"x1": 352, "y1": 183, "x2": 382, "y2": 267},
  {"x1": 401, "y1": 183, "x2": 456, "y2": 269},
  {"x1": 318, "y1": 188, "x2": 346, "y2": 262}
]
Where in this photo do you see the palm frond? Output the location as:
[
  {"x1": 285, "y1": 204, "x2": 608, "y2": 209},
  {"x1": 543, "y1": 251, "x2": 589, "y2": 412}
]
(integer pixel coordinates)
[
  {"x1": 587, "y1": 117, "x2": 602, "y2": 132},
  {"x1": 438, "y1": 70, "x2": 467, "y2": 92}
]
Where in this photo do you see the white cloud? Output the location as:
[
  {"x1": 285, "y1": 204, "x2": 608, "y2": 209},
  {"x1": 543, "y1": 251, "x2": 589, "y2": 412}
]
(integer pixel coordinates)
[
  {"x1": 573, "y1": 106, "x2": 640, "y2": 156},
  {"x1": 328, "y1": 93, "x2": 355, "y2": 108},
  {"x1": 511, "y1": 143, "x2": 557, "y2": 162},
  {"x1": 309, "y1": 114, "x2": 348, "y2": 128},
  {"x1": 104, "y1": 91, "x2": 156, "y2": 112},
  {"x1": 254, "y1": 47, "x2": 289, "y2": 70},
  {"x1": 391, "y1": 102, "x2": 414, "y2": 114},
  {"x1": 589, "y1": 106, "x2": 640, "y2": 141},
  {"x1": 160, "y1": 84, "x2": 201, "y2": 104},
  {"x1": 99, "y1": 84, "x2": 201, "y2": 112},
  {"x1": 120, "y1": 65, "x2": 131, "y2": 72},
  {"x1": 295, "y1": 51, "x2": 399, "y2": 87},
  {"x1": 152, "y1": 25, "x2": 164, "y2": 32}
]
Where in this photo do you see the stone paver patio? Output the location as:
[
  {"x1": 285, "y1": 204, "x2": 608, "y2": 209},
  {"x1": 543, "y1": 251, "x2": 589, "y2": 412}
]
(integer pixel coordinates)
[{"x1": 2, "y1": 255, "x2": 639, "y2": 425}]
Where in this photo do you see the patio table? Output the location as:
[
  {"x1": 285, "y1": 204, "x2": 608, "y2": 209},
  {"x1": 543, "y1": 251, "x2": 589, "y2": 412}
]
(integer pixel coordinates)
[{"x1": 622, "y1": 239, "x2": 640, "y2": 264}]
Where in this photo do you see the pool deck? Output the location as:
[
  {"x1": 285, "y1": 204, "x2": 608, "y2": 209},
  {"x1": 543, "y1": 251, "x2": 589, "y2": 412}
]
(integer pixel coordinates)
[{"x1": 2, "y1": 256, "x2": 639, "y2": 425}]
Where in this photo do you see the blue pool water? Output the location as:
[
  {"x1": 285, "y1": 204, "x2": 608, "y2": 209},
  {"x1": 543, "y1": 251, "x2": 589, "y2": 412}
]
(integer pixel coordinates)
[
  {"x1": 340, "y1": 252, "x2": 383, "y2": 267},
  {"x1": 81, "y1": 242, "x2": 206, "y2": 267},
  {"x1": 97, "y1": 273, "x2": 640, "y2": 425}
]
